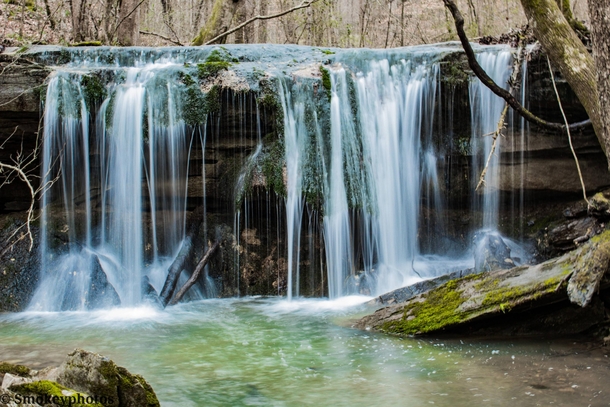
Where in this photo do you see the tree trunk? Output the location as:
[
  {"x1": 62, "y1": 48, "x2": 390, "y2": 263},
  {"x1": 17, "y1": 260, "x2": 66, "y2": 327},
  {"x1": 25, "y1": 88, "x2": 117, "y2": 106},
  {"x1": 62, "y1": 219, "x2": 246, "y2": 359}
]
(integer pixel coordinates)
[
  {"x1": 115, "y1": 0, "x2": 141, "y2": 45},
  {"x1": 520, "y1": 0, "x2": 607, "y2": 157},
  {"x1": 588, "y1": 0, "x2": 610, "y2": 166}
]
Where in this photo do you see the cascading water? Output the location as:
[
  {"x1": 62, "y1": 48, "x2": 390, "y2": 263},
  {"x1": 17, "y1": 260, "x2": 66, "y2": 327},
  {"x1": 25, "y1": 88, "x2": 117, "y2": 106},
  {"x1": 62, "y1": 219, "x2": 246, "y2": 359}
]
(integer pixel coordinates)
[
  {"x1": 31, "y1": 62, "x2": 198, "y2": 310},
  {"x1": 27, "y1": 44, "x2": 528, "y2": 308},
  {"x1": 469, "y1": 50, "x2": 513, "y2": 230}
]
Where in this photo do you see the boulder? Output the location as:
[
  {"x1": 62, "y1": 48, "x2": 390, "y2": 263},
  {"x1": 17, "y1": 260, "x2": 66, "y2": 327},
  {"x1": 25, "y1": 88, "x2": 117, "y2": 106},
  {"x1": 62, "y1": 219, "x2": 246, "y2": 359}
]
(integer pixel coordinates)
[
  {"x1": 356, "y1": 230, "x2": 610, "y2": 337},
  {"x1": 1, "y1": 351, "x2": 159, "y2": 407},
  {"x1": 56, "y1": 349, "x2": 159, "y2": 407}
]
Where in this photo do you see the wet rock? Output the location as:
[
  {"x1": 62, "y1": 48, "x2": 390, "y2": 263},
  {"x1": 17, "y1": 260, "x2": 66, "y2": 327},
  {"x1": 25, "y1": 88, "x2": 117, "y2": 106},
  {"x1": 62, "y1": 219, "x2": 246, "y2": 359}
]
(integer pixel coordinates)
[
  {"x1": 85, "y1": 255, "x2": 121, "y2": 310},
  {"x1": 356, "y1": 230, "x2": 610, "y2": 337},
  {"x1": 547, "y1": 217, "x2": 602, "y2": 252},
  {"x1": 369, "y1": 268, "x2": 477, "y2": 305},
  {"x1": 56, "y1": 349, "x2": 160, "y2": 407},
  {"x1": 473, "y1": 231, "x2": 514, "y2": 272},
  {"x1": 0, "y1": 218, "x2": 40, "y2": 312},
  {"x1": 141, "y1": 276, "x2": 162, "y2": 307}
]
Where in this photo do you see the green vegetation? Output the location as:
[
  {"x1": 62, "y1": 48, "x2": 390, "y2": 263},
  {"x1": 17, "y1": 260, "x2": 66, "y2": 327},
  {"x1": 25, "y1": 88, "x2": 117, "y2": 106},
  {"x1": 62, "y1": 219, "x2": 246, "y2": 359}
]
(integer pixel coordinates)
[
  {"x1": 0, "y1": 362, "x2": 31, "y2": 377},
  {"x1": 381, "y1": 280, "x2": 467, "y2": 335},
  {"x1": 441, "y1": 54, "x2": 471, "y2": 87},
  {"x1": 261, "y1": 137, "x2": 286, "y2": 197},
  {"x1": 319, "y1": 66, "x2": 332, "y2": 100},
  {"x1": 10, "y1": 381, "x2": 104, "y2": 407},
  {"x1": 81, "y1": 74, "x2": 107, "y2": 108},
  {"x1": 197, "y1": 49, "x2": 238, "y2": 80}
]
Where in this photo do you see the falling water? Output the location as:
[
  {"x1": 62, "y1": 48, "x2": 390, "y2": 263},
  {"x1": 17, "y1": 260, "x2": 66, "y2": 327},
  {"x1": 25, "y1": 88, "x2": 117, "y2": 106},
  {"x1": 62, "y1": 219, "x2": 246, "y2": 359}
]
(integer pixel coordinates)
[
  {"x1": 469, "y1": 50, "x2": 513, "y2": 230},
  {"x1": 31, "y1": 62, "x2": 197, "y2": 310},
  {"x1": 28, "y1": 44, "x2": 523, "y2": 307}
]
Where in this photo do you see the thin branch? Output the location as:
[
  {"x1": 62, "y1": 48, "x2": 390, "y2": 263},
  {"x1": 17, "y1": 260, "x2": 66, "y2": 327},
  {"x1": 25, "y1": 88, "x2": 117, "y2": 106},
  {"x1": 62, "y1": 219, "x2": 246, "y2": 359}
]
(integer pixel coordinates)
[
  {"x1": 200, "y1": 0, "x2": 320, "y2": 46},
  {"x1": 476, "y1": 103, "x2": 509, "y2": 190},
  {"x1": 547, "y1": 56, "x2": 590, "y2": 206},
  {"x1": 442, "y1": 0, "x2": 591, "y2": 133},
  {"x1": 139, "y1": 30, "x2": 184, "y2": 46},
  {"x1": 168, "y1": 240, "x2": 220, "y2": 306}
]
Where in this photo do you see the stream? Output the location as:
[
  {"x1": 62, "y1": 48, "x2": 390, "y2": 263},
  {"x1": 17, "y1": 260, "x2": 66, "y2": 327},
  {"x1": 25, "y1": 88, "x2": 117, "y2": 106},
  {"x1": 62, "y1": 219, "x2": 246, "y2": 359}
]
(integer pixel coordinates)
[{"x1": 1, "y1": 297, "x2": 608, "y2": 406}]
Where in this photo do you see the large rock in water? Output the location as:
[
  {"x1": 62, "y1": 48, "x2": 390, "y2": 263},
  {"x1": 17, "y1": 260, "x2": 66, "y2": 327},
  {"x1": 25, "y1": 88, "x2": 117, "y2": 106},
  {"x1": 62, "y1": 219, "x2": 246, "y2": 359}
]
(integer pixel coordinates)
[
  {"x1": 355, "y1": 230, "x2": 610, "y2": 337},
  {"x1": 2, "y1": 349, "x2": 159, "y2": 407},
  {"x1": 85, "y1": 256, "x2": 121, "y2": 310}
]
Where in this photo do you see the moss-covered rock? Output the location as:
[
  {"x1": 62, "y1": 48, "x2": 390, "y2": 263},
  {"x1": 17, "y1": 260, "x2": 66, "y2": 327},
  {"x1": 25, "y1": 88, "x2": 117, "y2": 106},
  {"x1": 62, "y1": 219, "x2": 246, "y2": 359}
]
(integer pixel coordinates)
[
  {"x1": 56, "y1": 349, "x2": 159, "y2": 407},
  {"x1": 356, "y1": 230, "x2": 610, "y2": 336},
  {"x1": 10, "y1": 380, "x2": 106, "y2": 407},
  {"x1": 0, "y1": 361, "x2": 32, "y2": 377}
]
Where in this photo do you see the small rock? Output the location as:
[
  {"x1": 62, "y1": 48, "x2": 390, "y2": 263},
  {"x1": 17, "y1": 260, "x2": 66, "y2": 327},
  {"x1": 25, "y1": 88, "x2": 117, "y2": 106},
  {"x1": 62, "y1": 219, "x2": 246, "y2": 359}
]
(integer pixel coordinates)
[{"x1": 1, "y1": 373, "x2": 32, "y2": 390}]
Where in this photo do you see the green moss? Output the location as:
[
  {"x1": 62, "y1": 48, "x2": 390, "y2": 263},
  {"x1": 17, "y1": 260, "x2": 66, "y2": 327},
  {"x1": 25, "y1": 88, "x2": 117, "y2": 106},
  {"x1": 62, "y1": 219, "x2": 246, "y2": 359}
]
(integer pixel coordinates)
[
  {"x1": 81, "y1": 74, "x2": 107, "y2": 108},
  {"x1": 69, "y1": 41, "x2": 102, "y2": 47},
  {"x1": 205, "y1": 85, "x2": 221, "y2": 115},
  {"x1": 261, "y1": 137, "x2": 286, "y2": 197},
  {"x1": 0, "y1": 362, "x2": 31, "y2": 377},
  {"x1": 10, "y1": 381, "x2": 104, "y2": 407},
  {"x1": 196, "y1": 49, "x2": 237, "y2": 80},
  {"x1": 381, "y1": 280, "x2": 468, "y2": 335},
  {"x1": 440, "y1": 54, "x2": 471, "y2": 87},
  {"x1": 319, "y1": 66, "x2": 332, "y2": 100},
  {"x1": 57, "y1": 48, "x2": 71, "y2": 65},
  {"x1": 319, "y1": 49, "x2": 335, "y2": 55}
]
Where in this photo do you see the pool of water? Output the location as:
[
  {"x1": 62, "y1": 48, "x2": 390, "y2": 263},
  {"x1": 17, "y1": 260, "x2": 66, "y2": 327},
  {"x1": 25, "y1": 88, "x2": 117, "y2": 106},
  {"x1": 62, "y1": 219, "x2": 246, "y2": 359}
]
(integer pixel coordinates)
[{"x1": 0, "y1": 297, "x2": 608, "y2": 406}]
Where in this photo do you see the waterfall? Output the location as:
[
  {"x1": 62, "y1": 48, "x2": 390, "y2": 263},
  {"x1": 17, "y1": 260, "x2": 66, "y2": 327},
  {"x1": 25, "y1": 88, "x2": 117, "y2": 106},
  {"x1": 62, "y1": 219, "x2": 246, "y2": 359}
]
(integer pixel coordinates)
[
  {"x1": 26, "y1": 44, "x2": 524, "y2": 308},
  {"x1": 30, "y1": 63, "x2": 197, "y2": 311},
  {"x1": 469, "y1": 50, "x2": 513, "y2": 230}
]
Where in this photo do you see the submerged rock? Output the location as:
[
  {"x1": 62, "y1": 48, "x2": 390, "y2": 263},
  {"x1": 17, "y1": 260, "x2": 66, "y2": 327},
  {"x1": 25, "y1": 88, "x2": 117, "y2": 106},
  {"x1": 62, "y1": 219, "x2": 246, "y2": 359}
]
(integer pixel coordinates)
[
  {"x1": 85, "y1": 256, "x2": 121, "y2": 310},
  {"x1": 473, "y1": 231, "x2": 514, "y2": 272},
  {"x1": 356, "y1": 230, "x2": 610, "y2": 337}
]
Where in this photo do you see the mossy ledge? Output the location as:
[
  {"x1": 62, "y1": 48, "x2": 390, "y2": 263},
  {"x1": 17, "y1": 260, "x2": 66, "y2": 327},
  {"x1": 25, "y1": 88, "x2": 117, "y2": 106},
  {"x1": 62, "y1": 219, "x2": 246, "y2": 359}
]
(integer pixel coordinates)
[
  {"x1": 356, "y1": 230, "x2": 610, "y2": 336},
  {"x1": 0, "y1": 361, "x2": 32, "y2": 377}
]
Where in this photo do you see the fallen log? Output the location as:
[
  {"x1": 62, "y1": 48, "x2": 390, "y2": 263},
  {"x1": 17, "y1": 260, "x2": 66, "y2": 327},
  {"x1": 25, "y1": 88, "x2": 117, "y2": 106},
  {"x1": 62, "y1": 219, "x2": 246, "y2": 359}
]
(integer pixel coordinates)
[
  {"x1": 159, "y1": 206, "x2": 204, "y2": 307},
  {"x1": 168, "y1": 240, "x2": 220, "y2": 306}
]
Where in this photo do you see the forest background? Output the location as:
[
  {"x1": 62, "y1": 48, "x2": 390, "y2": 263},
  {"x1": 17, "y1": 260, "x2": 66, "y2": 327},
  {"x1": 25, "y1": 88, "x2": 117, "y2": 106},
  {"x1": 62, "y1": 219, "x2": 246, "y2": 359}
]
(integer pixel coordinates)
[{"x1": 0, "y1": 0, "x2": 589, "y2": 48}]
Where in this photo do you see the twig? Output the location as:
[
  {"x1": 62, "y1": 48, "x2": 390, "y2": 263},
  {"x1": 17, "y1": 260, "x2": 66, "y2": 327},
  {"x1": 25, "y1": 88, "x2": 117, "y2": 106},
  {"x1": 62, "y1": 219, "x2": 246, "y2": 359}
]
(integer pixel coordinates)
[
  {"x1": 555, "y1": 270, "x2": 573, "y2": 292},
  {"x1": 547, "y1": 56, "x2": 590, "y2": 207},
  {"x1": 139, "y1": 30, "x2": 183, "y2": 46},
  {"x1": 476, "y1": 103, "x2": 509, "y2": 191},
  {"x1": 200, "y1": 0, "x2": 320, "y2": 46}
]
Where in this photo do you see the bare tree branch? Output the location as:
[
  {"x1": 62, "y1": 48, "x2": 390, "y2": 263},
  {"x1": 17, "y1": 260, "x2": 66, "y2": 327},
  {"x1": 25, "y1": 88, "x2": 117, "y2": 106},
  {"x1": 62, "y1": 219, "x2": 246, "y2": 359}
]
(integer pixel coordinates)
[
  {"x1": 139, "y1": 30, "x2": 184, "y2": 46},
  {"x1": 168, "y1": 240, "x2": 220, "y2": 306},
  {"x1": 197, "y1": 0, "x2": 321, "y2": 46},
  {"x1": 442, "y1": 0, "x2": 591, "y2": 133}
]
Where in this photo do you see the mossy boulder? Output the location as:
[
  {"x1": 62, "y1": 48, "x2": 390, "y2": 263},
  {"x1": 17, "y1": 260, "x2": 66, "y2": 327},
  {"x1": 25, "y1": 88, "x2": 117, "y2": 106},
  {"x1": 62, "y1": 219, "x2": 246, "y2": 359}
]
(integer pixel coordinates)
[
  {"x1": 56, "y1": 349, "x2": 159, "y2": 407},
  {"x1": 356, "y1": 229, "x2": 610, "y2": 336}
]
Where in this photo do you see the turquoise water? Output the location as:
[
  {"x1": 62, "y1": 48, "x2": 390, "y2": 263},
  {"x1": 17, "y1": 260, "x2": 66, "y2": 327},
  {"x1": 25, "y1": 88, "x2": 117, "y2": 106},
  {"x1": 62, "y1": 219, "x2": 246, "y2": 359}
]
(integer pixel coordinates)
[{"x1": 0, "y1": 297, "x2": 608, "y2": 406}]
